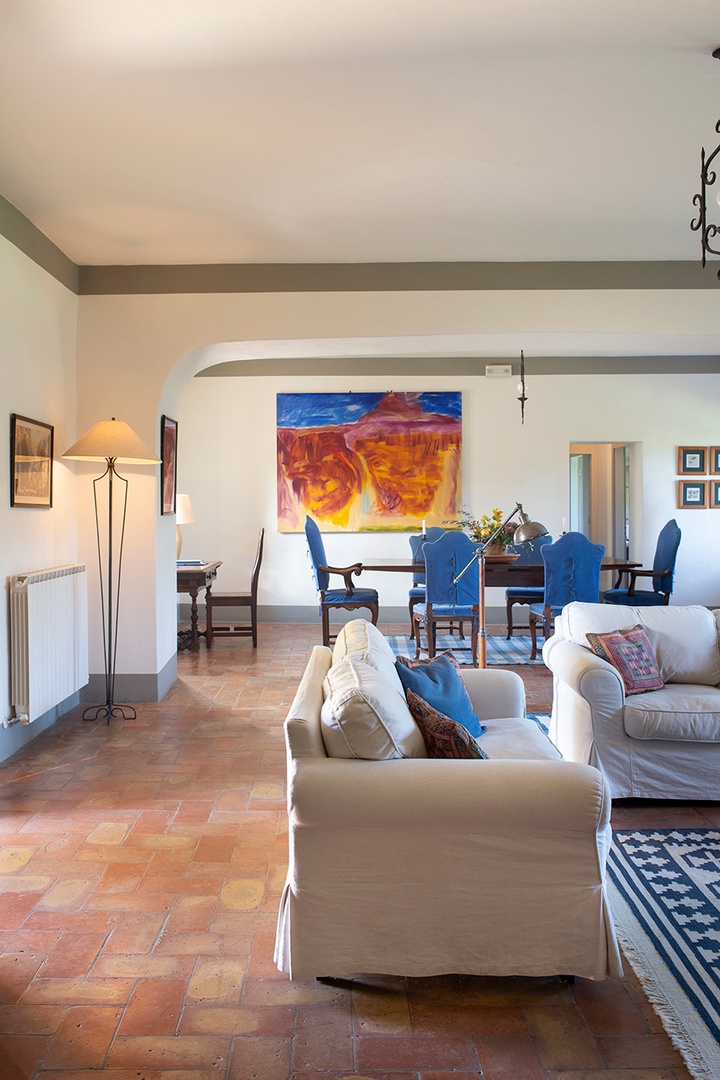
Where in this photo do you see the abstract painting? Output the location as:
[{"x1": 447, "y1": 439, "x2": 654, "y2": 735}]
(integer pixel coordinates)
[{"x1": 277, "y1": 391, "x2": 462, "y2": 532}]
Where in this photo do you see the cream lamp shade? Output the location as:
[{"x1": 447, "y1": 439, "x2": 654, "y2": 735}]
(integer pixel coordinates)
[
  {"x1": 175, "y1": 494, "x2": 197, "y2": 559},
  {"x1": 63, "y1": 418, "x2": 159, "y2": 463},
  {"x1": 176, "y1": 494, "x2": 197, "y2": 525}
]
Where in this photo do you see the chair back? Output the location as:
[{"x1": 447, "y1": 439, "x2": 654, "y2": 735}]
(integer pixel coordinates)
[
  {"x1": 508, "y1": 534, "x2": 553, "y2": 565},
  {"x1": 250, "y1": 528, "x2": 265, "y2": 599},
  {"x1": 304, "y1": 516, "x2": 329, "y2": 592},
  {"x1": 651, "y1": 519, "x2": 681, "y2": 595},
  {"x1": 423, "y1": 531, "x2": 480, "y2": 607},
  {"x1": 409, "y1": 526, "x2": 445, "y2": 584},
  {"x1": 541, "y1": 532, "x2": 605, "y2": 607}
]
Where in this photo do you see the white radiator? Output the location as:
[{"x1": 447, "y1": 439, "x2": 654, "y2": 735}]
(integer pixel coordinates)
[{"x1": 8, "y1": 564, "x2": 89, "y2": 725}]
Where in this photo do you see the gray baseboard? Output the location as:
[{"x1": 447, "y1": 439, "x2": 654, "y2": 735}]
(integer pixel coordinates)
[
  {"x1": 81, "y1": 650, "x2": 178, "y2": 707},
  {"x1": 180, "y1": 603, "x2": 507, "y2": 624},
  {"x1": 0, "y1": 691, "x2": 81, "y2": 765}
]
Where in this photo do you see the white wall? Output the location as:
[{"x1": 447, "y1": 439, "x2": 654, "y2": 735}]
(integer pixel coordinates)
[
  {"x1": 176, "y1": 370, "x2": 720, "y2": 615},
  {"x1": 0, "y1": 235, "x2": 79, "y2": 735}
]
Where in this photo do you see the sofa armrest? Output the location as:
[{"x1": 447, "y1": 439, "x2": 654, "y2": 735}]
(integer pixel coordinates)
[
  {"x1": 460, "y1": 667, "x2": 526, "y2": 721},
  {"x1": 288, "y1": 757, "x2": 610, "y2": 833},
  {"x1": 544, "y1": 638, "x2": 625, "y2": 708}
]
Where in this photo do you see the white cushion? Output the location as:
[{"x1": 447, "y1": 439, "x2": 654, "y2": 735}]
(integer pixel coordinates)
[
  {"x1": 624, "y1": 685, "x2": 720, "y2": 741},
  {"x1": 321, "y1": 657, "x2": 428, "y2": 760},
  {"x1": 479, "y1": 717, "x2": 562, "y2": 761},
  {"x1": 636, "y1": 606, "x2": 720, "y2": 685},
  {"x1": 561, "y1": 602, "x2": 720, "y2": 686},
  {"x1": 332, "y1": 618, "x2": 404, "y2": 694}
]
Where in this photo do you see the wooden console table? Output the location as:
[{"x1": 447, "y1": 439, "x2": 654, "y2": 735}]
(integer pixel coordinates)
[{"x1": 176, "y1": 561, "x2": 222, "y2": 652}]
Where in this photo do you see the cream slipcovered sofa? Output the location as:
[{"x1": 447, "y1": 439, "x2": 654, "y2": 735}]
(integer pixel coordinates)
[
  {"x1": 544, "y1": 602, "x2": 720, "y2": 799},
  {"x1": 274, "y1": 619, "x2": 622, "y2": 982}
]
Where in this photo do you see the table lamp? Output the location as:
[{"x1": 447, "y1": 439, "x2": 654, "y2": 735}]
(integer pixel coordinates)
[{"x1": 176, "y1": 493, "x2": 197, "y2": 559}]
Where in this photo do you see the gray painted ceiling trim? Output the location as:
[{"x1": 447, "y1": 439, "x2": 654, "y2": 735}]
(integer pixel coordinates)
[
  {"x1": 0, "y1": 194, "x2": 78, "y2": 292},
  {"x1": 1, "y1": 192, "x2": 718, "y2": 298},
  {"x1": 78, "y1": 260, "x2": 713, "y2": 295},
  {"x1": 198, "y1": 355, "x2": 720, "y2": 377}
]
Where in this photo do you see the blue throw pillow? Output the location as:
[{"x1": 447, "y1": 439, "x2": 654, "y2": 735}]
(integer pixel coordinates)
[{"x1": 395, "y1": 653, "x2": 486, "y2": 738}]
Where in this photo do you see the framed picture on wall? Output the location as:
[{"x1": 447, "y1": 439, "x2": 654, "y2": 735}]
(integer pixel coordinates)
[
  {"x1": 709, "y1": 446, "x2": 720, "y2": 474},
  {"x1": 711, "y1": 480, "x2": 720, "y2": 508},
  {"x1": 677, "y1": 446, "x2": 707, "y2": 475},
  {"x1": 677, "y1": 479, "x2": 707, "y2": 509},
  {"x1": 10, "y1": 413, "x2": 54, "y2": 508},
  {"x1": 160, "y1": 415, "x2": 178, "y2": 515}
]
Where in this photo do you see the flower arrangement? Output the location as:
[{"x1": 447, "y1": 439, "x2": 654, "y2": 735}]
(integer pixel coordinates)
[{"x1": 444, "y1": 507, "x2": 517, "y2": 551}]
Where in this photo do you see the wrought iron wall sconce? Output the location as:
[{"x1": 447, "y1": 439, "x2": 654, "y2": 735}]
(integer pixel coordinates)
[
  {"x1": 691, "y1": 47, "x2": 720, "y2": 279},
  {"x1": 517, "y1": 350, "x2": 528, "y2": 423}
]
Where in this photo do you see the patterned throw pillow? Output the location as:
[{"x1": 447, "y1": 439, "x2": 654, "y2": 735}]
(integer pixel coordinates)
[
  {"x1": 396, "y1": 652, "x2": 486, "y2": 738},
  {"x1": 406, "y1": 690, "x2": 489, "y2": 759},
  {"x1": 585, "y1": 624, "x2": 664, "y2": 695}
]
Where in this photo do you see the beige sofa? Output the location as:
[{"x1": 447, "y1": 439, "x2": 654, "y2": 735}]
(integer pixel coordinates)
[
  {"x1": 544, "y1": 602, "x2": 720, "y2": 799},
  {"x1": 274, "y1": 619, "x2": 622, "y2": 982}
]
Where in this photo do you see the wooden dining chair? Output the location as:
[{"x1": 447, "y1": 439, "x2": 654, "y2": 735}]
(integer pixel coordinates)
[{"x1": 205, "y1": 528, "x2": 264, "y2": 647}]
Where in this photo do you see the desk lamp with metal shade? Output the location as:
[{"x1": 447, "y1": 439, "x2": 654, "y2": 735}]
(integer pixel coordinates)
[
  {"x1": 63, "y1": 418, "x2": 160, "y2": 723},
  {"x1": 454, "y1": 502, "x2": 548, "y2": 667}
]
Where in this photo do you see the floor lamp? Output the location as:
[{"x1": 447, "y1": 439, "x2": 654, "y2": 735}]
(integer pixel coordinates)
[
  {"x1": 454, "y1": 502, "x2": 548, "y2": 667},
  {"x1": 63, "y1": 418, "x2": 160, "y2": 723}
]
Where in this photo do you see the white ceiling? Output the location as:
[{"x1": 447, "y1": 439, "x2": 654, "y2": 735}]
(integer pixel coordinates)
[{"x1": 1, "y1": 0, "x2": 720, "y2": 268}]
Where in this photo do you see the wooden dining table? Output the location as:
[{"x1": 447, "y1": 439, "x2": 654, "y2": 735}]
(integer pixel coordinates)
[{"x1": 361, "y1": 556, "x2": 640, "y2": 589}]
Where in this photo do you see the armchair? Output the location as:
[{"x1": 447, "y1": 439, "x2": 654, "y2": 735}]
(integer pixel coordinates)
[
  {"x1": 304, "y1": 516, "x2": 379, "y2": 646},
  {"x1": 603, "y1": 519, "x2": 681, "y2": 606},
  {"x1": 529, "y1": 532, "x2": 605, "y2": 659}
]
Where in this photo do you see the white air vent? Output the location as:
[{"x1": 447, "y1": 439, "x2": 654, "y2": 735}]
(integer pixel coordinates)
[{"x1": 484, "y1": 364, "x2": 513, "y2": 378}]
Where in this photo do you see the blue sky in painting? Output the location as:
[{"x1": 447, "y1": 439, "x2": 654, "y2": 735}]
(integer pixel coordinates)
[{"x1": 276, "y1": 391, "x2": 461, "y2": 428}]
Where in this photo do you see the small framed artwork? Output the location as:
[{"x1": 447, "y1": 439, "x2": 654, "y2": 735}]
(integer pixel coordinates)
[
  {"x1": 710, "y1": 447, "x2": 720, "y2": 474},
  {"x1": 160, "y1": 415, "x2": 178, "y2": 515},
  {"x1": 677, "y1": 479, "x2": 707, "y2": 509},
  {"x1": 711, "y1": 480, "x2": 720, "y2": 508},
  {"x1": 678, "y1": 446, "x2": 707, "y2": 475},
  {"x1": 10, "y1": 414, "x2": 54, "y2": 508}
]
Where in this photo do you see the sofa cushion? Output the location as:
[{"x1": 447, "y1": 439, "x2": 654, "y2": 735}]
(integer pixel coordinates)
[
  {"x1": 586, "y1": 624, "x2": 664, "y2": 696},
  {"x1": 332, "y1": 618, "x2": 405, "y2": 695},
  {"x1": 561, "y1": 602, "x2": 720, "y2": 686},
  {"x1": 635, "y1": 606, "x2": 720, "y2": 686},
  {"x1": 624, "y1": 684, "x2": 720, "y2": 741},
  {"x1": 395, "y1": 653, "x2": 486, "y2": 738},
  {"x1": 406, "y1": 690, "x2": 488, "y2": 759},
  {"x1": 321, "y1": 657, "x2": 427, "y2": 759}
]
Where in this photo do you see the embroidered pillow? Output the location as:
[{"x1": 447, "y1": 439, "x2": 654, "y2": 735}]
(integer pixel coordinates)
[
  {"x1": 585, "y1": 624, "x2": 664, "y2": 695},
  {"x1": 406, "y1": 690, "x2": 489, "y2": 759},
  {"x1": 395, "y1": 653, "x2": 486, "y2": 738}
]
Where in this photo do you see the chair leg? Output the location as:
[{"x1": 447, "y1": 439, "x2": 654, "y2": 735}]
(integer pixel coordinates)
[
  {"x1": 506, "y1": 598, "x2": 514, "y2": 639},
  {"x1": 251, "y1": 601, "x2": 257, "y2": 648},
  {"x1": 529, "y1": 612, "x2": 538, "y2": 660},
  {"x1": 369, "y1": 601, "x2": 379, "y2": 626},
  {"x1": 206, "y1": 601, "x2": 214, "y2": 648},
  {"x1": 321, "y1": 607, "x2": 331, "y2": 647}
]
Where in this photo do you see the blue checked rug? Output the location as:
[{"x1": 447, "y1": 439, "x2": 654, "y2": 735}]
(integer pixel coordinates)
[
  {"x1": 608, "y1": 829, "x2": 720, "y2": 1080},
  {"x1": 385, "y1": 631, "x2": 543, "y2": 665}
]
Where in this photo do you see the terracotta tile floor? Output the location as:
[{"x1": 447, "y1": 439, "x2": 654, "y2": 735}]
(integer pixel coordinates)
[{"x1": 0, "y1": 620, "x2": 709, "y2": 1078}]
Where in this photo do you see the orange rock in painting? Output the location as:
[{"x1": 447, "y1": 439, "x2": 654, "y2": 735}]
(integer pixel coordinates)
[{"x1": 280, "y1": 428, "x2": 364, "y2": 527}]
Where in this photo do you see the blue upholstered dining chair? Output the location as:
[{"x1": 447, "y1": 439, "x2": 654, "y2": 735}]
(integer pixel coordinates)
[
  {"x1": 304, "y1": 516, "x2": 379, "y2": 646},
  {"x1": 603, "y1": 519, "x2": 681, "y2": 607},
  {"x1": 408, "y1": 526, "x2": 445, "y2": 636},
  {"x1": 504, "y1": 534, "x2": 553, "y2": 638},
  {"x1": 529, "y1": 532, "x2": 605, "y2": 660},
  {"x1": 411, "y1": 530, "x2": 480, "y2": 666}
]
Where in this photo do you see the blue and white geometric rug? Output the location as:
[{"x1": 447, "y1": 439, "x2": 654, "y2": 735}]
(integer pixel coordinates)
[
  {"x1": 385, "y1": 632, "x2": 544, "y2": 665},
  {"x1": 608, "y1": 829, "x2": 720, "y2": 1080}
]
